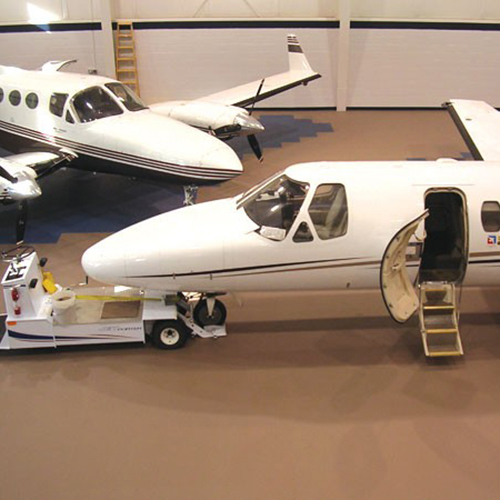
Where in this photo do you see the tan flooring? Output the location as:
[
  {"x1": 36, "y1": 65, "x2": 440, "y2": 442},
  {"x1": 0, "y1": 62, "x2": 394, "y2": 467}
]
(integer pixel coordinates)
[{"x1": 2, "y1": 110, "x2": 500, "y2": 500}]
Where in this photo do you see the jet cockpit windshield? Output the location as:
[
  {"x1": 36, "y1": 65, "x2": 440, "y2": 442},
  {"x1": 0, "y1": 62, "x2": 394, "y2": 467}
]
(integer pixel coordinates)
[
  {"x1": 72, "y1": 86, "x2": 123, "y2": 123},
  {"x1": 105, "y1": 82, "x2": 148, "y2": 111},
  {"x1": 239, "y1": 174, "x2": 309, "y2": 241}
]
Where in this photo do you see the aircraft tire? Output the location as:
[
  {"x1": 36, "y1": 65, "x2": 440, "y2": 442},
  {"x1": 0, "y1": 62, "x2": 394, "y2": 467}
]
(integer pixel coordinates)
[
  {"x1": 151, "y1": 320, "x2": 189, "y2": 350},
  {"x1": 193, "y1": 298, "x2": 227, "y2": 327}
]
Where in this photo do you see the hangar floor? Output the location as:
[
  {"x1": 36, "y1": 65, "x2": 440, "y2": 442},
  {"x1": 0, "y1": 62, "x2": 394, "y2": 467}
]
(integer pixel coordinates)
[{"x1": 2, "y1": 110, "x2": 500, "y2": 500}]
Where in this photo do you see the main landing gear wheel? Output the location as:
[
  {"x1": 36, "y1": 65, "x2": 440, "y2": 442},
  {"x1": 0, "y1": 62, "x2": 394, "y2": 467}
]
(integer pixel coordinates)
[
  {"x1": 151, "y1": 320, "x2": 189, "y2": 350},
  {"x1": 193, "y1": 298, "x2": 227, "y2": 327}
]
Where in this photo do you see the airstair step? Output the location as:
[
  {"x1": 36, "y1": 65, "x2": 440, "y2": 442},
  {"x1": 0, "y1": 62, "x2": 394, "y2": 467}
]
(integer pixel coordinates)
[
  {"x1": 423, "y1": 305, "x2": 454, "y2": 310},
  {"x1": 427, "y1": 348, "x2": 463, "y2": 357},
  {"x1": 425, "y1": 328, "x2": 458, "y2": 334},
  {"x1": 419, "y1": 280, "x2": 463, "y2": 357}
]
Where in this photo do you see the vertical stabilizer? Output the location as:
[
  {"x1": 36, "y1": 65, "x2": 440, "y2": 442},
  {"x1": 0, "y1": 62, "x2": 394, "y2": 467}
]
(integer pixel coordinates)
[{"x1": 287, "y1": 34, "x2": 313, "y2": 73}]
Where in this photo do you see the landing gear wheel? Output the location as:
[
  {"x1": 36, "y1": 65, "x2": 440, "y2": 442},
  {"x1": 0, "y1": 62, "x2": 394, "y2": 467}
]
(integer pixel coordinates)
[
  {"x1": 193, "y1": 298, "x2": 227, "y2": 327},
  {"x1": 152, "y1": 320, "x2": 189, "y2": 350}
]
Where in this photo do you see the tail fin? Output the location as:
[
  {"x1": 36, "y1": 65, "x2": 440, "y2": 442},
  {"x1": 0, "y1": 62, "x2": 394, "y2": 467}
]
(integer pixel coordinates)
[{"x1": 287, "y1": 34, "x2": 313, "y2": 73}]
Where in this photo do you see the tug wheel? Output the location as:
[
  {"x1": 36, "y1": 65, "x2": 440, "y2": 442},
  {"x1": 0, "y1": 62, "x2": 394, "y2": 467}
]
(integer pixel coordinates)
[
  {"x1": 193, "y1": 298, "x2": 227, "y2": 327},
  {"x1": 152, "y1": 320, "x2": 189, "y2": 350}
]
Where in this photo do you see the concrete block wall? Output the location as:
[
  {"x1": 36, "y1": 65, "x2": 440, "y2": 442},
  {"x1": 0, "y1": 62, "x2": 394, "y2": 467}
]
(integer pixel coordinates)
[
  {"x1": 1, "y1": 17, "x2": 500, "y2": 108},
  {"x1": 0, "y1": 29, "x2": 107, "y2": 77},
  {"x1": 134, "y1": 27, "x2": 336, "y2": 106},
  {"x1": 349, "y1": 26, "x2": 500, "y2": 107}
]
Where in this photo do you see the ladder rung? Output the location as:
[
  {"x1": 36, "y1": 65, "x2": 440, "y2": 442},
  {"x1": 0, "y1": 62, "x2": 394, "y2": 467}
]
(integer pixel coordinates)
[{"x1": 117, "y1": 57, "x2": 135, "y2": 61}]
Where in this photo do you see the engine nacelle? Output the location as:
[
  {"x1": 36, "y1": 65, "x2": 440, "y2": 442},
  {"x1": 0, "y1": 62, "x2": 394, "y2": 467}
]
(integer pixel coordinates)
[{"x1": 151, "y1": 101, "x2": 264, "y2": 139}]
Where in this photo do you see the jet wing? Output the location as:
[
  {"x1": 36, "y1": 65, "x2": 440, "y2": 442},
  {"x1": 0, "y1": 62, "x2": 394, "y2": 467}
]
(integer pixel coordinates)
[
  {"x1": 444, "y1": 99, "x2": 500, "y2": 161},
  {"x1": 195, "y1": 34, "x2": 321, "y2": 108}
]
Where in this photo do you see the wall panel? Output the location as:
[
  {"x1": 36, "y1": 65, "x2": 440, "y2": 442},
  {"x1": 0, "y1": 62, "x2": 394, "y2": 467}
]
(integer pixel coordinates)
[
  {"x1": 348, "y1": 28, "x2": 500, "y2": 107},
  {"x1": 134, "y1": 28, "x2": 336, "y2": 106}
]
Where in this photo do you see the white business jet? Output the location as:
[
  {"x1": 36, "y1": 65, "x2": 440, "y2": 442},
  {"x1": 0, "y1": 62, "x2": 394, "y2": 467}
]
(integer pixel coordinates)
[
  {"x1": 0, "y1": 35, "x2": 319, "y2": 184},
  {"x1": 82, "y1": 100, "x2": 498, "y2": 357}
]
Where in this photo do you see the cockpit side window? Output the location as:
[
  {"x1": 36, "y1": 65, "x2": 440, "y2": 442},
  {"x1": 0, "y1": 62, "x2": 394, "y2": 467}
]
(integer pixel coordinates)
[
  {"x1": 49, "y1": 93, "x2": 68, "y2": 117},
  {"x1": 241, "y1": 175, "x2": 309, "y2": 241},
  {"x1": 72, "y1": 86, "x2": 123, "y2": 123},
  {"x1": 308, "y1": 184, "x2": 348, "y2": 240},
  {"x1": 105, "y1": 82, "x2": 147, "y2": 112}
]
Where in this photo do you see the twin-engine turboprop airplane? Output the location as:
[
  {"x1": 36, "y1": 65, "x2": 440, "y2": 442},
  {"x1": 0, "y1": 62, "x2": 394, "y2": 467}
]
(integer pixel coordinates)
[
  {"x1": 0, "y1": 35, "x2": 319, "y2": 184},
  {"x1": 82, "y1": 99, "x2": 500, "y2": 357}
]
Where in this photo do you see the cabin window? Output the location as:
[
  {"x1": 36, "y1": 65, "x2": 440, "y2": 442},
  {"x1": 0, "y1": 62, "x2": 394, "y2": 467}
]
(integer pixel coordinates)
[
  {"x1": 65, "y1": 110, "x2": 75, "y2": 124},
  {"x1": 25, "y1": 92, "x2": 39, "y2": 109},
  {"x1": 9, "y1": 90, "x2": 21, "y2": 106},
  {"x1": 72, "y1": 86, "x2": 123, "y2": 123},
  {"x1": 481, "y1": 201, "x2": 500, "y2": 232},
  {"x1": 293, "y1": 221, "x2": 314, "y2": 243},
  {"x1": 105, "y1": 82, "x2": 147, "y2": 112},
  {"x1": 0, "y1": 88, "x2": 3, "y2": 103},
  {"x1": 240, "y1": 174, "x2": 309, "y2": 241},
  {"x1": 308, "y1": 184, "x2": 348, "y2": 240},
  {"x1": 50, "y1": 93, "x2": 68, "y2": 117}
]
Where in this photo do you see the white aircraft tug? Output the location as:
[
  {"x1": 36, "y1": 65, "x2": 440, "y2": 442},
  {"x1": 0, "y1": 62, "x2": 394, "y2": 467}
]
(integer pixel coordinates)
[{"x1": 0, "y1": 246, "x2": 226, "y2": 351}]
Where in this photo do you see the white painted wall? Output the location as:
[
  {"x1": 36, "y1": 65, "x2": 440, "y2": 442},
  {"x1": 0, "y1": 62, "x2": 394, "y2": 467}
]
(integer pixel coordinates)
[
  {"x1": 348, "y1": 29, "x2": 500, "y2": 107},
  {"x1": 111, "y1": 0, "x2": 338, "y2": 20},
  {"x1": 0, "y1": 30, "x2": 106, "y2": 76},
  {"x1": 135, "y1": 29, "x2": 336, "y2": 106},
  {"x1": 351, "y1": 0, "x2": 500, "y2": 21},
  {"x1": 2, "y1": 1, "x2": 500, "y2": 108},
  {"x1": 0, "y1": 0, "x2": 102, "y2": 23}
]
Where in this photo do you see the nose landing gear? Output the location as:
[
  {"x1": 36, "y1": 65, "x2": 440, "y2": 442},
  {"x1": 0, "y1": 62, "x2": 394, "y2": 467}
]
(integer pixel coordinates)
[{"x1": 193, "y1": 296, "x2": 227, "y2": 327}]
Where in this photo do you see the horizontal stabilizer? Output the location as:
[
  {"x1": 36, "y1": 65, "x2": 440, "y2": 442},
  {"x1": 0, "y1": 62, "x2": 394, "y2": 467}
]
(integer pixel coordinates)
[
  {"x1": 40, "y1": 60, "x2": 77, "y2": 72},
  {"x1": 444, "y1": 99, "x2": 500, "y2": 161}
]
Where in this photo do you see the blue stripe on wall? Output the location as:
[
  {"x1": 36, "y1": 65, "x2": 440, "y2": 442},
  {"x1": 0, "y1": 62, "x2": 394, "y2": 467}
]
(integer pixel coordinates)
[
  {"x1": 0, "y1": 22, "x2": 101, "y2": 33},
  {"x1": 351, "y1": 20, "x2": 500, "y2": 31},
  {"x1": 2, "y1": 19, "x2": 500, "y2": 34}
]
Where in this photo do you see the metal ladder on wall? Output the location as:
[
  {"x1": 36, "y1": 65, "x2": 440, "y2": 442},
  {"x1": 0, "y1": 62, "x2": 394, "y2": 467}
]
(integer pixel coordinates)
[
  {"x1": 418, "y1": 281, "x2": 464, "y2": 357},
  {"x1": 115, "y1": 21, "x2": 140, "y2": 96}
]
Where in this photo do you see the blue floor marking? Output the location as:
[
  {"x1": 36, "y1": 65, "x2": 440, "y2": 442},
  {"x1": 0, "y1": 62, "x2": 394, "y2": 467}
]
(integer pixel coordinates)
[
  {"x1": 229, "y1": 115, "x2": 333, "y2": 158},
  {"x1": 0, "y1": 114, "x2": 334, "y2": 244}
]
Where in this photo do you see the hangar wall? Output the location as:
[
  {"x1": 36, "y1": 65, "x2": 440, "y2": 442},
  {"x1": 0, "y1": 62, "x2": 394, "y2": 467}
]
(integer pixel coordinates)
[{"x1": 1, "y1": 1, "x2": 500, "y2": 108}]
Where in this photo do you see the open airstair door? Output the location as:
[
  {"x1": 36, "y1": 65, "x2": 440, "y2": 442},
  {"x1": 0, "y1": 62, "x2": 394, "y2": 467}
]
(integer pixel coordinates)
[{"x1": 380, "y1": 211, "x2": 429, "y2": 323}]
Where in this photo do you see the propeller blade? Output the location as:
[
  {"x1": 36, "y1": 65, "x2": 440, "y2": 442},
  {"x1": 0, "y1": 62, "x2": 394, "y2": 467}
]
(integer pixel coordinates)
[
  {"x1": 16, "y1": 200, "x2": 28, "y2": 244},
  {"x1": 248, "y1": 78, "x2": 265, "y2": 116},
  {"x1": 247, "y1": 134, "x2": 263, "y2": 162}
]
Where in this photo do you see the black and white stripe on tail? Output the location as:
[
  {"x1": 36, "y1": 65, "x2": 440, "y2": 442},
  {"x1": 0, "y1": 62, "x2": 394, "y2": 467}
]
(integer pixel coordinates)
[{"x1": 287, "y1": 34, "x2": 303, "y2": 53}]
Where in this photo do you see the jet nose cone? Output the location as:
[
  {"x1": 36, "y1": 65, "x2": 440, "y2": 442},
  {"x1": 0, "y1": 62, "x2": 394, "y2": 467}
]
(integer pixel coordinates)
[
  {"x1": 235, "y1": 113, "x2": 265, "y2": 134},
  {"x1": 82, "y1": 238, "x2": 126, "y2": 285}
]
